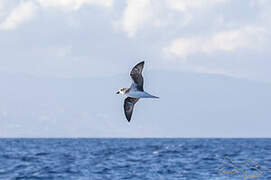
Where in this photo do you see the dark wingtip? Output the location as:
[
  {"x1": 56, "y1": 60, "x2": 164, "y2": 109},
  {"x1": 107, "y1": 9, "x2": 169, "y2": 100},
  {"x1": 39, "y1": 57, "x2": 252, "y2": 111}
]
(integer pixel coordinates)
[
  {"x1": 127, "y1": 117, "x2": 131, "y2": 122},
  {"x1": 125, "y1": 114, "x2": 131, "y2": 122},
  {"x1": 137, "y1": 61, "x2": 144, "y2": 65}
]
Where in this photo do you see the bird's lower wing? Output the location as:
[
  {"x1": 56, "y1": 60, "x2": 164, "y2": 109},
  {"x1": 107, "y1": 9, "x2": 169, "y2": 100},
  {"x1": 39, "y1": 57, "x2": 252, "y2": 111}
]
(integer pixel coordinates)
[{"x1": 124, "y1": 97, "x2": 139, "y2": 122}]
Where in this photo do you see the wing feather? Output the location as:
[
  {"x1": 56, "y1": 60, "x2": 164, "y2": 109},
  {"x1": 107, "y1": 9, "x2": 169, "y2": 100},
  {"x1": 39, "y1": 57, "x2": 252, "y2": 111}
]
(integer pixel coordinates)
[
  {"x1": 124, "y1": 97, "x2": 139, "y2": 122},
  {"x1": 130, "y1": 61, "x2": 144, "y2": 91}
]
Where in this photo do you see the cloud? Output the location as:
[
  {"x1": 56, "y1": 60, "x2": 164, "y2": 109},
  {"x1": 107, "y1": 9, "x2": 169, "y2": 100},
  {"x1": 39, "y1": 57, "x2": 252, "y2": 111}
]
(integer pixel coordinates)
[
  {"x1": 164, "y1": 26, "x2": 266, "y2": 58},
  {"x1": 0, "y1": 1, "x2": 36, "y2": 31},
  {"x1": 53, "y1": 46, "x2": 72, "y2": 57},
  {"x1": 116, "y1": 0, "x2": 154, "y2": 37},
  {"x1": 38, "y1": 0, "x2": 113, "y2": 10},
  {"x1": 167, "y1": 0, "x2": 228, "y2": 12},
  {"x1": 0, "y1": 0, "x2": 113, "y2": 31},
  {"x1": 116, "y1": 0, "x2": 230, "y2": 37}
]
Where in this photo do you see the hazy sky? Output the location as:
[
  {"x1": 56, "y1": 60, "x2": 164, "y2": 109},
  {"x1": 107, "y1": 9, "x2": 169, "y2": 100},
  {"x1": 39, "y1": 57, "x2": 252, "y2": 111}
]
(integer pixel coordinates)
[
  {"x1": 0, "y1": 0, "x2": 271, "y2": 137},
  {"x1": 0, "y1": 0, "x2": 271, "y2": 81}
]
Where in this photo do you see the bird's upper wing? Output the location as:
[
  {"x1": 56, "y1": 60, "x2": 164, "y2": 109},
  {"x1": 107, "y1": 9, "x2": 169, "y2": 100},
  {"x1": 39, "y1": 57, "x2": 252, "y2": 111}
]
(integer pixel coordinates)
[
  {"x1": 124, "y1": 97, "x2": 139, "y2": 122},
  {"x1": 130, "y1": 61, "x2": 144, "y2": 91}
]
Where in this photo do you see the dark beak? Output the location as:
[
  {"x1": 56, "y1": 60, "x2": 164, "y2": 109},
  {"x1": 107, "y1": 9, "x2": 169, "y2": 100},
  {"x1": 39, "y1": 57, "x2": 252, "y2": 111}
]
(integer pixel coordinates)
[{"x1": 116, "y1": 91, "x2": 120, "y2": 94}]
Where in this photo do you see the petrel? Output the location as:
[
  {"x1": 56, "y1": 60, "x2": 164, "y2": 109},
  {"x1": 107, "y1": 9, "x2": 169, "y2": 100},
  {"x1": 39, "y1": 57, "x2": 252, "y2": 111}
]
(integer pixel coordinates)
[{"x1": 116, "y1": 61, "x2": 159, "y2": 122}]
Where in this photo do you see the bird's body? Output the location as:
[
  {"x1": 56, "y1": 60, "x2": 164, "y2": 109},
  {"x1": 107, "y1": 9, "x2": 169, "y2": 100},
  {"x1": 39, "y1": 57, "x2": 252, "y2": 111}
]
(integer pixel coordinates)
[
  {"x1": 116, "y1": 61, "x2": 158, "y2": 122},
  {"x1": 126, "y1": 90, "x2": 158, "y2": 99}
]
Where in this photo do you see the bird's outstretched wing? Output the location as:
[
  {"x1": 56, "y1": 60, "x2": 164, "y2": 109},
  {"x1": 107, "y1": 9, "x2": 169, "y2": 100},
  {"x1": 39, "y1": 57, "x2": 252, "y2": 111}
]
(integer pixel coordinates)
[
  {"x1": 130, "y1": 61, "x2": 144, "y2": 91},
  {"x1": 124, "y1": 97, "x2": 139, "y2": 122}
]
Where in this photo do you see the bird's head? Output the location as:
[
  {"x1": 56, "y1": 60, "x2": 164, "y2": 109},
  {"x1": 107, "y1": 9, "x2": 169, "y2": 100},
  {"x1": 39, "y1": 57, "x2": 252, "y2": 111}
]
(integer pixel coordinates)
[{"x1": 116, "y1": 88, "x2": 127, "y2": 95}]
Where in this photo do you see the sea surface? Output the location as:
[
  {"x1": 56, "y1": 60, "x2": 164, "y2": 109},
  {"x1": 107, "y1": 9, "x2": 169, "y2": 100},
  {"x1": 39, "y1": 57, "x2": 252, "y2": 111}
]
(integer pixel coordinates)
[{"x1": 0, "y1": 138, "x2": 270, "y2": 180}]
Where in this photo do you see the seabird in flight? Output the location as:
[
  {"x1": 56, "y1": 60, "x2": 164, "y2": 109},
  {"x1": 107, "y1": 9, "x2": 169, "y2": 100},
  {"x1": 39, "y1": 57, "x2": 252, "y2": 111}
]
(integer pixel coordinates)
[{"x1": 116, "y1": 61, "x2": 159, "y2": 122}]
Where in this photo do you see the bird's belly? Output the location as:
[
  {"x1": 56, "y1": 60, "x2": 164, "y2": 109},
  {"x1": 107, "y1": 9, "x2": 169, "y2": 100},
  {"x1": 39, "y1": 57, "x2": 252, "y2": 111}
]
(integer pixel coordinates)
[{"x1": 126, "y1": 91, "x2": 149, "y2": 98}]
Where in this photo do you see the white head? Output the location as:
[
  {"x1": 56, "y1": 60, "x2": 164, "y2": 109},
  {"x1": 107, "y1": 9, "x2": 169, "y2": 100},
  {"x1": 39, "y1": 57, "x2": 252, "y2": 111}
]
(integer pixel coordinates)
[{"x1": 116, "y1": 88, "x2": 128, "y2": 95}]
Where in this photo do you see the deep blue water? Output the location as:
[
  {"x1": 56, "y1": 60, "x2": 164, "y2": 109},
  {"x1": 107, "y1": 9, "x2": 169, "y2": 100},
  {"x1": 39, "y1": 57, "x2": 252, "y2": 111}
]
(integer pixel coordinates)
[{"x1": 0, "y1": 139, "x2": 270, "y2": 180}]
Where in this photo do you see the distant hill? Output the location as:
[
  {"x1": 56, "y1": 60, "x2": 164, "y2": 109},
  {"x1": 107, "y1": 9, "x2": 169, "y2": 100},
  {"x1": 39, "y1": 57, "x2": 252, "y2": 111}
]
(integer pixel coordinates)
[{"x1": 0, "y1": 71, "x2": 270, "y2": 137}]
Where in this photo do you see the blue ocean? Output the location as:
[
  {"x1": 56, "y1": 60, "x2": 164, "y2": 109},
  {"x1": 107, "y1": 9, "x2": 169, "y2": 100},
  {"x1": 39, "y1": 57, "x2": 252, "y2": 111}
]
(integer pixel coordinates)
[{"x1": 0, "y1": 138, "x2": 270, "y2": 180}]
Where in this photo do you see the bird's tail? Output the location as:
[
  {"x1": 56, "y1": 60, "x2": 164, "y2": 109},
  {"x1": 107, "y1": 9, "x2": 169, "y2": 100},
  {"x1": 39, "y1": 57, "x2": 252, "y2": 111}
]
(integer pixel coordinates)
[
  {"x1": 150, "y1": 95, "x2": 159, "y2": 98},
  {"x1": 145, "y1": 92, "x2": 159, "y2": 98}
]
